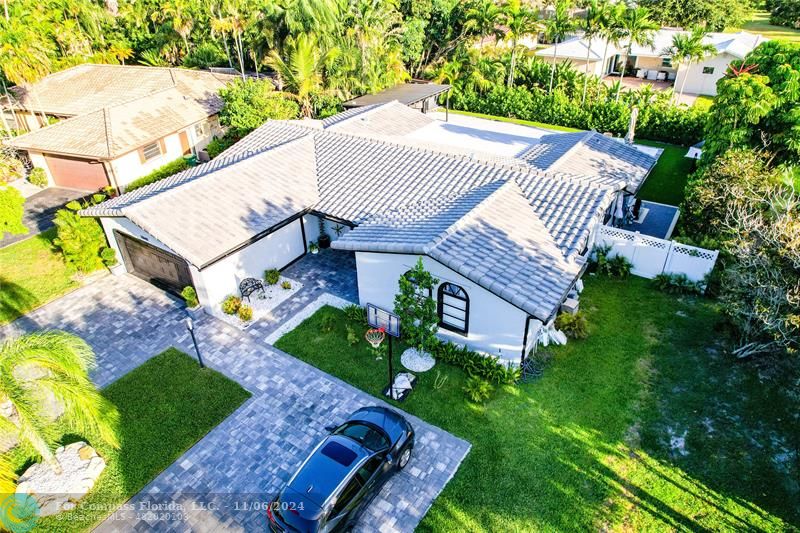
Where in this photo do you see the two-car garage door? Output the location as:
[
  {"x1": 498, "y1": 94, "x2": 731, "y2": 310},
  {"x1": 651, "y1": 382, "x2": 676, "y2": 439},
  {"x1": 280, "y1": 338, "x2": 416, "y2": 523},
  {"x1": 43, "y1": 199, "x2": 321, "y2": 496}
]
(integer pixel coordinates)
[
  {"x1": 115, "y1": 231, "x2": 193, "y2": 294},
  {"x1": 45, "y1": 154, "x2": 109, "y2": 190}
]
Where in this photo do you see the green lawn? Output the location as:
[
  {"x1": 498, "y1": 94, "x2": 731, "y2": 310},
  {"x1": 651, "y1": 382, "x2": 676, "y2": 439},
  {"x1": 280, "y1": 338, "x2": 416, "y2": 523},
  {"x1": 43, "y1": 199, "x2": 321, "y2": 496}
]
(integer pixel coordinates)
[
  {"x1": 275, "y1": 278, "x2": 798, "y2": 531},
  {"x1": 636, "y1": 140, "x2": 695, "y2": 206},
  {"x1": 7, "y1": 349, "x2": 251, "y2": 532},
  {"x1": 738, "y1": 10, "x2": 800, "y2": 43},
  {"x1": 0, "y1": 228, "x2": 79, "y2": 325}
]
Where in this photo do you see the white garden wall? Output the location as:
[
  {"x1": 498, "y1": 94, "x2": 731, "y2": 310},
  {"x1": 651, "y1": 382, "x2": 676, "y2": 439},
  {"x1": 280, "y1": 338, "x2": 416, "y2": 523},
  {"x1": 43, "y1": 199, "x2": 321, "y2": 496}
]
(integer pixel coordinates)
[
  {"x1": 596, "y1": 225, "x2": 718, "y2": 283},
  {"x1": 197, "y1": 219, "x2": 305, "y2": 307},
  {"x1": 355, "y1": 252, "x2": 532, "y2": 361}
]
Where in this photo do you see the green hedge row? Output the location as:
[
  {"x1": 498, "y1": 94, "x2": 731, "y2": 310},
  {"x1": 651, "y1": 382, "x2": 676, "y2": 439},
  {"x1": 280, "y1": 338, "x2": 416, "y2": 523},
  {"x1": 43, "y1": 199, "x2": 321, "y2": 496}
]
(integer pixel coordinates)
[
  {"x1": 456, "y1": 86, "x2": 707, "y2": 146},
  {"x1": 125, "y1": 158, "x2": 190, "y2": 192}
]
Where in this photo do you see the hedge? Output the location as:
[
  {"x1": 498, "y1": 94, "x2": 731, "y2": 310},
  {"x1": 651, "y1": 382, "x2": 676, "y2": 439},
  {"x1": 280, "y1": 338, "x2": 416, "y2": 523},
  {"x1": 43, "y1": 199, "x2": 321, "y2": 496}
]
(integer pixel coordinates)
[
  {"x1": 456, "y1": 85, "x2": 707, "y2": 146},
  {"x1": 125, "y1": 158, "x2": 190, "y2": 192}
]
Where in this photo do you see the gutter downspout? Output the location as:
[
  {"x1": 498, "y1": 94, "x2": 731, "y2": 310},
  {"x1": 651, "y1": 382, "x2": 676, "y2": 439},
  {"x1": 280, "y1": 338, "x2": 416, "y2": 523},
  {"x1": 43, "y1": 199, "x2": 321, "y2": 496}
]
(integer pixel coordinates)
[{"x1": 103, "y1": 160, "x2": 121, "y2": 194}]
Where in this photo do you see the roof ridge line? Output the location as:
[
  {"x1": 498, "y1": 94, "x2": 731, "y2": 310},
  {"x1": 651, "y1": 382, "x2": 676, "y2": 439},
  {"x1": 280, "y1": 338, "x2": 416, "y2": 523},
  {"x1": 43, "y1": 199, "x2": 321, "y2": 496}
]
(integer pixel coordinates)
[
  {"x1": 546, "y1": 130, "x2": 595, "y2": 174},
  {"x1": 325, "y1": 101, "x2": 399, "y2": 129}
]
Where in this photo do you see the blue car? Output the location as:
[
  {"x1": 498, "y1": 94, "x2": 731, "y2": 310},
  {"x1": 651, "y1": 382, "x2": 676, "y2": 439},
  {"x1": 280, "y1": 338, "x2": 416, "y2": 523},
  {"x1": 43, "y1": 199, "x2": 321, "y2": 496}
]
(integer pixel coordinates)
[{"x1": 267, "y1": 406, "x2": 415, "y2": 532}]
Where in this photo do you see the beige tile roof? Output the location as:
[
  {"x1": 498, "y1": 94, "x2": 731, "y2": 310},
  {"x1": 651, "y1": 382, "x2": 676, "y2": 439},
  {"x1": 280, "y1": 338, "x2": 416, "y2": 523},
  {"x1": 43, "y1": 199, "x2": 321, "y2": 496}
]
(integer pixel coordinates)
[
  {"x1": 8, "y1": 64, "x2": 236, "y2": 116},
  {"x1": 8, "y1": 84, "x2": 227, "y2": 159}
]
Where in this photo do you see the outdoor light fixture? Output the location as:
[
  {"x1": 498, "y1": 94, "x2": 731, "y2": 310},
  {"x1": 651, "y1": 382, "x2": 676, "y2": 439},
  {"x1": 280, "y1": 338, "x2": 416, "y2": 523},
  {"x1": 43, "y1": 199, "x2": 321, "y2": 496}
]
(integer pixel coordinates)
[{"x1": 185, "y1": 317, "x2": 205, "y2": 368}]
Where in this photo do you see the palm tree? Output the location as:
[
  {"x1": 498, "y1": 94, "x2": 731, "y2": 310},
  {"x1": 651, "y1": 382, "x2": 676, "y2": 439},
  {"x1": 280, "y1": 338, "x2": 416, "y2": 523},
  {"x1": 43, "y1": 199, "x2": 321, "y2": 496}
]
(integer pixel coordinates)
[
  {"x1": 598, "y1": 1, "x2": 624, "y2": 80},
  {"x1": 580, "y1": 0, "x2": 607, "y2": 104},
  {"x1": 211, "y1": 0, "x2": 250, "y2": 79},
  {"x1": 663, "y1": 27, "x2": 716, "y2": 104},
  {"x1": 162, "y1": 0, "x2": 195, "y2": 54},
  {"x1": 545, "y1": 0, "x2": 576, "y2": 93},
  {"x1": 267, "y1": 33, "x2": 338, "y2": 118},
  {"x1": 616, "y1": 6, "x2": 658, "y2": 101},
  {"x1": 0, "y1": 331, "x2": 119, "y2": 485},
  {"x1": 502, "y1": 0, "x2": 542, "y2": 87},
  {"x1": 464, "y1": 0, "x2": 504, "y2": 53}
]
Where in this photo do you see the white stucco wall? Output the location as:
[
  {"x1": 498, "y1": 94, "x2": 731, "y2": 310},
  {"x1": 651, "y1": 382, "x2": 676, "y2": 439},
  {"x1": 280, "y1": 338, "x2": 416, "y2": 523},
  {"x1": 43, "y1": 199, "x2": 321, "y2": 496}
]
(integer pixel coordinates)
[
  {"x1": 196, "y1": 218, "x2": 305, "y2": 307},
  {"x1": 540, "y1": 55, "x2": 606, "y2": 77},
  {"x1": 674, "y1": 53, "x2": 733, "y2": 96},
  {"x1": 27, "y1": 151, "x2": 55, "y2": 187},
  {"x1": 303, "y1": 214, "x2": 352, "y2": 246},
  {"x1": 355, "y1": 252, "x2": 533, "y2": 360},
  {"x1": 111, "y1": 131, "x2": 187, "y2": 189}
]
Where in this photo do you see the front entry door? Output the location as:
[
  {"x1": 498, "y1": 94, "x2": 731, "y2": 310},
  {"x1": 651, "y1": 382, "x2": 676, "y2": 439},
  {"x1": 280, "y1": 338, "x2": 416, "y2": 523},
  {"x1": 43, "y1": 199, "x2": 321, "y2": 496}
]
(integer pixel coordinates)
[{"x1": 115, "y1": 231, "x2": 193, "y2": 294}]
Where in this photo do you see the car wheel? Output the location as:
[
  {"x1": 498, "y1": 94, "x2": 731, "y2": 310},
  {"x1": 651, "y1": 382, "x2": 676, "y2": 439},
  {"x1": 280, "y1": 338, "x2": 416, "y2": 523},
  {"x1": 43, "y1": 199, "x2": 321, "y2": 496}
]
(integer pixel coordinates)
[{"x1": 397, "y1": 446, "x2": 412, "y2": 470}]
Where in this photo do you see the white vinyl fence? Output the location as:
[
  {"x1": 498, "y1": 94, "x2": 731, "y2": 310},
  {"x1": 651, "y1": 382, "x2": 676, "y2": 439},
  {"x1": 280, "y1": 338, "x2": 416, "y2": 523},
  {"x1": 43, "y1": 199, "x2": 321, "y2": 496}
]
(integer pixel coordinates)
[{"x1": 595, "y1": 225, "x2": 718, "y2": 282}]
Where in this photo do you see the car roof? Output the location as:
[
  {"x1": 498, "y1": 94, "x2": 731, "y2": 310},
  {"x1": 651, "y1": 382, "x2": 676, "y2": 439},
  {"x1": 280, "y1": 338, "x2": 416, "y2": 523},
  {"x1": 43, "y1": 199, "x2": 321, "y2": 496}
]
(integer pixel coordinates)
[
  {"x1": 286, "y1": 434, "x2": 372, "y2": 508},
  {"x1": 348, "y1": 406, "x2": 407, "y2": 444}
]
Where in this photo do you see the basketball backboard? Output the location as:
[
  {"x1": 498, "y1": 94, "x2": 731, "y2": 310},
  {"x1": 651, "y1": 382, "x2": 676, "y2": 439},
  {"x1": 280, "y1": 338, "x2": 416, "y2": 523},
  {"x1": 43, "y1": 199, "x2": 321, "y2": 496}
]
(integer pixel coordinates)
[{"x1": 366, "y1": 303, "x2": 401, "y2": 338}]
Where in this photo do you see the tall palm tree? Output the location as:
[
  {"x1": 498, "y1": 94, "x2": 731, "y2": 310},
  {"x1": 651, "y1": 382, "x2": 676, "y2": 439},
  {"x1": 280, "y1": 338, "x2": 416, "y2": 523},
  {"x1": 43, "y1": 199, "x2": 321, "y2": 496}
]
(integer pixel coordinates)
[
  {"x1": 211, "y1": 0, "x2": 250, "y2": 79},
  {"x1": 502, "y1": 0, "x2": 542, "y2": 87},
  {"x1": 267, "y1": 32, "x2": 338, "y2": 118},
  {"x1": 545, "y1": 0, "x2": 575, "y2": 93},
  {"x1": 663, "y1": 27, "x2": 716, "y2": 104},
  {"x1": 580, "y1": 0, "x2": 607, "y2": 104},
  {"x1": 464, "y1": 0, "x2": 504, "y2": 53},
  {"x1": 598, "y1": 1, "x2": 624, "y2": 80},
  {"x1": 162, "y1": 0, "x2": 195, "y2": 54},
  {"x1": 616, "y1": 6, "x2": 658, "y2": 101},
  {"x1": 0, "y1": 331, "x2": 119, "y2": 485}
]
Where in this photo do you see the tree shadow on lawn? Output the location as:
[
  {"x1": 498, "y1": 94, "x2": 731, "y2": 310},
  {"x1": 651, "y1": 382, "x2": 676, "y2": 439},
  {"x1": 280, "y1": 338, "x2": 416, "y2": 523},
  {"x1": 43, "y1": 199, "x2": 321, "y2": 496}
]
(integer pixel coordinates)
[{"x1": 0, "y1": 277, "x2": 39, "y2": 328}]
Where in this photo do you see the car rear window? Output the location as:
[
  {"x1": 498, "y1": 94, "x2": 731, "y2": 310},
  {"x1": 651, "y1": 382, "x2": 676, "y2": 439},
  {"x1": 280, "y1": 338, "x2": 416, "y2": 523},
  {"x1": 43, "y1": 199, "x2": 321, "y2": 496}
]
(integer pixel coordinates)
[{"x1": 320, "y1": 441, "x2": 358, "y2": 466}]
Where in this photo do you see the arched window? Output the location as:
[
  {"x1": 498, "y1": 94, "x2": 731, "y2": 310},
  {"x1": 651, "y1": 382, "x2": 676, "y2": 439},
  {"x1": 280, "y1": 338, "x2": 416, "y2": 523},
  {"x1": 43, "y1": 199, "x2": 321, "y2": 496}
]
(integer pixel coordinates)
[{"x1": 438, "y1": 282, "x2": 469, "y2": 335}]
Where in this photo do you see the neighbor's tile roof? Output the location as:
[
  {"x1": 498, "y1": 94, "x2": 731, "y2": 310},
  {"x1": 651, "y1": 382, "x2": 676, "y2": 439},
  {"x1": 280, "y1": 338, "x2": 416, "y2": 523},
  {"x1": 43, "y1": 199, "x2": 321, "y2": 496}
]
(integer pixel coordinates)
[
  {"x1": 325, "y1": 101, "x2": 436, "y2": 137},
  {"x1": 7, "y1": 64, "x2": 236, "y2": 116},
  {"x1": 334, "y1": 180, "x2": 582, "y2": 320},
  {"x1": 518, "y1": 131, "x2": 657, "y2": 192},
  {"x1": 9, "y1": 86, "x2": 224, "y2": 159},
  {"x1": 83, "y1": 102, "x2": 619, "y2": 319}
]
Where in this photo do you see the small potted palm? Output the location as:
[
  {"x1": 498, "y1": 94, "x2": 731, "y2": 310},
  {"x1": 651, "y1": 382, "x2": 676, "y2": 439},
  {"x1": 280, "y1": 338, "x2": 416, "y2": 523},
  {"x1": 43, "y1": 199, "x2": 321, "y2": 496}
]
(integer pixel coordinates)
[{"x1": 318, "y1": 218, "x2": 331, "y2": 249}]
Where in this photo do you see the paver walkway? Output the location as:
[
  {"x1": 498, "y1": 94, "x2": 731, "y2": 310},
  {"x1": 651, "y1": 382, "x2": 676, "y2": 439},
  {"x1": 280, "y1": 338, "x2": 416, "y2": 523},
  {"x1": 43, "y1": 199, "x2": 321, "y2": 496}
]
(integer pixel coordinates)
[{"x1": 2, "y1": 270, "x2": 470, "y2": 533}]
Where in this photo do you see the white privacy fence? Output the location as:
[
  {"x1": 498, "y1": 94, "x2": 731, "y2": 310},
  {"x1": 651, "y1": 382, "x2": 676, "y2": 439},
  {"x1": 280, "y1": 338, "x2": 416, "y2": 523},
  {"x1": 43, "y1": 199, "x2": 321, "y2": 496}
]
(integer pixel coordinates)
[{"x1": 595, "y1": 226, "x2": 718, "y2": 282}]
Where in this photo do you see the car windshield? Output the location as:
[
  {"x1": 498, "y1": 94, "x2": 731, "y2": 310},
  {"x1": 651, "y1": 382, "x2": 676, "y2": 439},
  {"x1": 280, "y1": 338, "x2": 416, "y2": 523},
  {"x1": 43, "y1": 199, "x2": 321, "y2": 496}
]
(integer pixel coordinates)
[{"x1": 334, "y1": 422, "x2": 389, "y2": 451}]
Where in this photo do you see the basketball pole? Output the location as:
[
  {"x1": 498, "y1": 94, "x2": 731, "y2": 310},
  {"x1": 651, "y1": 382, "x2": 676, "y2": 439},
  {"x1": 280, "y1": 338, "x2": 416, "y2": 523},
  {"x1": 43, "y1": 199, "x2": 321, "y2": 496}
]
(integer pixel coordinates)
[{"x1": 387, "y1": 336, "x2": 394, "y2": 400}]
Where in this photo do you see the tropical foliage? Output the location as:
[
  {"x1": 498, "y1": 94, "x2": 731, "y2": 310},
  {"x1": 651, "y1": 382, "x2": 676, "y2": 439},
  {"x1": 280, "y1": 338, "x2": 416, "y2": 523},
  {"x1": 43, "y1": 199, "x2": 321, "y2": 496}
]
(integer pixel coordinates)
[
  {"x1": 393, "y1": 258, "x2": 438, "y2": 356},
  {"x1": 53, "y1": 197, "x2": 114, "y2": 273},
  {"x1": 767, "y1": 0, "x2": 800, "y2": 29},
  {"x1": 0, "y1": 331, "x2": 120, "y2": 489},
  {"x1": 641, "y1": 0, "x2": 753, "y2": 32},
  {"x1": 0, "y1": 185, "x2": 26, "y2": 239},
  {"x1": 218, "y1": 78, "x2": 299, "y2": 135}
]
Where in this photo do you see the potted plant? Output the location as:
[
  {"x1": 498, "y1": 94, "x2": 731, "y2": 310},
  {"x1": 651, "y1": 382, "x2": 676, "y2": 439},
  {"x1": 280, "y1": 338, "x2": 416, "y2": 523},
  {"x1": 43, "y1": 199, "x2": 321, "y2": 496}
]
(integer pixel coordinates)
[
  {"x1": 181, "y1": 286, "x2": 204, "y2": 319},
  {"x1": 309, "y1": 241, "x2": 319, "y2": 254},
  {"x1": 318, "y1": 218, "x2": 331, "y2": 249}
]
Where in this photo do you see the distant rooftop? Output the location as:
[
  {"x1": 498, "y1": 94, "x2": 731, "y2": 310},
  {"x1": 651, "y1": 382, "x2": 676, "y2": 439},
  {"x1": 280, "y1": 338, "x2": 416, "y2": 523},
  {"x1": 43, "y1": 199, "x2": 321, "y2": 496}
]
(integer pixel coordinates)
[{"x1": 343, "y1": 82, "x2": 451, "y2": 108}]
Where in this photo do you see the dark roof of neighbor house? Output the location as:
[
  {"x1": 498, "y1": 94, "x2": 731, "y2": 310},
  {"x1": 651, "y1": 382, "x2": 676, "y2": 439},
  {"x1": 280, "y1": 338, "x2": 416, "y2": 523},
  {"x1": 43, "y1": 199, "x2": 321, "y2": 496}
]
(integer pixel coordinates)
[
  {"x1": 82, "y1": 102, "x2": 627, "y2": 321},
  {"x1": 6, "y1": 64, "x2": 236, "y2": 116},
  {"x1": 343, "y1": 83, "x2": 451, "y2": 108}
]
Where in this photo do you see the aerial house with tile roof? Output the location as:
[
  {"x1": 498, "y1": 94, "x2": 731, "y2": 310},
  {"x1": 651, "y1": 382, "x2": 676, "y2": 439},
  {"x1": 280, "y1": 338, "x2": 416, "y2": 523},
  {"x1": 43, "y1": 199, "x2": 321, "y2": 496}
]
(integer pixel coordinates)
[
  {"x1": 81, "y1": 102, "x2": 658, "y2": 363},
  {"x1": 3, "y1": 64, "x2": 237, "y2": 191}
]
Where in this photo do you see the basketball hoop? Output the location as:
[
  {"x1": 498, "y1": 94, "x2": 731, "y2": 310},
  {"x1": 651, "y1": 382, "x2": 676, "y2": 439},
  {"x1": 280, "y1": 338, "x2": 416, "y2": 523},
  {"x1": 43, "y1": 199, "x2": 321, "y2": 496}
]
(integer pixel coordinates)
[{"x1": 365, "y1": 328, "x2": 385, "y2": 349}]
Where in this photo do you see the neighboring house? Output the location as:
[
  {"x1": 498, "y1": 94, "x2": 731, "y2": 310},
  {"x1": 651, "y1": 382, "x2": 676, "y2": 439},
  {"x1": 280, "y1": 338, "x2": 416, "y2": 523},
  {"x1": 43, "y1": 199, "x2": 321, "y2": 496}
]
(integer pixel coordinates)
[
  {"x1": 343, "y1": 82, "x2": 451, "y2": 114},
  {"x1": 81, "y1": 102, "x2": 657, "y2": 363},
  {"x1": 535, "y1": 30, "x2": 766, "y2": 95},
  {"x1": 3, "y1": 64, "x2": 236, "y2": 191}
]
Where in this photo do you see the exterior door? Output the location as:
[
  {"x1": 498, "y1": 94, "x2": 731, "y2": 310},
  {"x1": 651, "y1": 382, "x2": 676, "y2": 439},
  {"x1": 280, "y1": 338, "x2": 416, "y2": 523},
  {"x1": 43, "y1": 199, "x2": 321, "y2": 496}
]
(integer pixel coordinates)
[
  {"x1": 115, "y1": 231, "x2": 193, "y2": 294},
  {"x1": 44, "y1": 154, "x2": 109, "y2": 190}
]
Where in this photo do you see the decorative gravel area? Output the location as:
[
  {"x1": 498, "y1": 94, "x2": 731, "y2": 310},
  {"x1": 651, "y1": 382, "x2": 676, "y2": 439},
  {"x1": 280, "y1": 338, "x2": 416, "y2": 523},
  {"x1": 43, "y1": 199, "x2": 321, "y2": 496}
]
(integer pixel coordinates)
[
  {"x1": 264, "y1": 292, "x2": 356, "y2": 344},
  {"x1": 210, "y1": 276, "x2": 302, "y2": 330},
  {"x1": 401, "y1": 348, "x2": 436, "y2": 372}
]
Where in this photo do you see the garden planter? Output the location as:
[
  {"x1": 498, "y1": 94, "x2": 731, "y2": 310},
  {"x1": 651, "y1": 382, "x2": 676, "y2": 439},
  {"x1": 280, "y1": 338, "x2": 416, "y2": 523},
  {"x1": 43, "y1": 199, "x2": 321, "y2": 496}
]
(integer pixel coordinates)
[{"x1": 318, "y1": 234, "x2": 331, "y2": 249}]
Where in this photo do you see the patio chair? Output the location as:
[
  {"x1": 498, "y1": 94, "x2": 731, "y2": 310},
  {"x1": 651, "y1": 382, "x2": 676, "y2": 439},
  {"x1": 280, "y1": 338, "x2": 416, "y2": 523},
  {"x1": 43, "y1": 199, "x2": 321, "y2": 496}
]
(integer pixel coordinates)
[{"x1": 239, "y1": 278, "x2": 265, "y2": 302}]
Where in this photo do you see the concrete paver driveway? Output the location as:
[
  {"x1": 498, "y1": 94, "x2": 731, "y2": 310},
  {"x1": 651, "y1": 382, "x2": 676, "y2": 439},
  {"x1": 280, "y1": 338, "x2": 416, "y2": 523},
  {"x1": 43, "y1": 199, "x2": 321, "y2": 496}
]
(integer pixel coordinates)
[{"x1": 3, "y1": 275, "x2": 470, "y2": 532}]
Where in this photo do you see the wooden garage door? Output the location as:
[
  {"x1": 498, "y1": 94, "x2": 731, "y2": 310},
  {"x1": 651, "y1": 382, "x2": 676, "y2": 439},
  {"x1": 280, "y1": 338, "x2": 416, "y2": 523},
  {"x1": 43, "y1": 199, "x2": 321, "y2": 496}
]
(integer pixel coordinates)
[
  {"x1": 44, "y1": 154, "x2": 109, "y2": 191},
  {"x1": 116, "y1": 232, "x2": 193, "y2": 294}
]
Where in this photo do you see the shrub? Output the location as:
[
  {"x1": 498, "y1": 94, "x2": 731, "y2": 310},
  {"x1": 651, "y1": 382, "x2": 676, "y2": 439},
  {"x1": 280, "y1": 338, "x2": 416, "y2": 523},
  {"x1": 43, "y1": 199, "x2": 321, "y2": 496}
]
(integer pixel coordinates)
[
  {"x1": 125, "y1": 158, "x2": 190, "y2": 192},
  {"x1": 100, "y1": 247, "x2": 117, "y2": 267},
  {"x1": 53, "y1": 199, "x2": 108, "y2": 273},
  {"x1": 321, "y1": 314, "x2": 336, "y2": 333},
  {"x1": 769, "y1": 0, "x2": 800, "y2": 28},
  {"x1": 205, "y1": 135, "x2": 235, "y2": 159},
  {"x1": 237, "y1": 304, "x2": 253, "y2": 322},
  {"x1": 346, "y1": 324, "x2": 359, "y2": 346},
  {"x1": 218, "y1": 78, "x2": 301, "y2": 137},
  {"x1": 653, "y1": 273, "x2": 702, "y2": 295},
  {"x1": 432, "y1": 340, "x2": 516, "y2": 384},
  {"x1": 343, "y1": 304, "x2": 368, "y2": 326},
  {"x1": 263, "y1": 268, "x2": 280, "y2": 285},
  {"x1": 592, "y1": 245, "x2": 633, "y2": 278},
  {"x1": 281, "y1": 280, "x2": 292, "y2": 290},
  {"x1": 221, "y1": 295, "x2": 241, "y2": 315},
  {"x1": 182, "y1": 42, "x2": 227, "y2": 68},
  {"x1": 28, "y1": 167, "x2": 48, "y2": 188},
  {"x1": 181, "y1": 286, "x2": 199, "y2": 308},
  {"x1": 555, "y1": 311, "x2": 588, "y2": 339},
  {"x1": 463, "y1": 376, "x2": 493, "y2": 403}
]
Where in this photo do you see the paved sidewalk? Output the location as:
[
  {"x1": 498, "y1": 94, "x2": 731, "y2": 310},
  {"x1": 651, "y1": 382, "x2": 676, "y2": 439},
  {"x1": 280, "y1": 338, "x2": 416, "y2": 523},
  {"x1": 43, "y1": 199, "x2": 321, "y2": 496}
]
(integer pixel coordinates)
[{"x1": 3, "y1": 274, "x2": 470, "y2": 532}]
